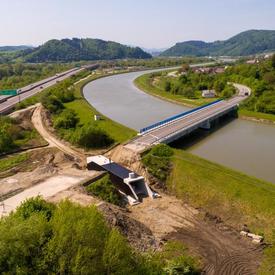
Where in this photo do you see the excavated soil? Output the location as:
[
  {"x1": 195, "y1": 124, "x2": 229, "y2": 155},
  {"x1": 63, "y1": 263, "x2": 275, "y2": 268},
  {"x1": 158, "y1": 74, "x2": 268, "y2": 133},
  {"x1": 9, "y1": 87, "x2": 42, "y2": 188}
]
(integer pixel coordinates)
[{"x1": 108, "y1": 145, "x2": 263, "y2": 274}]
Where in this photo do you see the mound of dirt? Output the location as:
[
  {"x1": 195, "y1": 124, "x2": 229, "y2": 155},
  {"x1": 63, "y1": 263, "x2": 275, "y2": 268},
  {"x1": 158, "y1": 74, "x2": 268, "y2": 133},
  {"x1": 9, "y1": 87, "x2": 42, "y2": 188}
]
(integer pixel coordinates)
[{"x1": 98, "y1": 203, "x2": 159, "y2": 252}]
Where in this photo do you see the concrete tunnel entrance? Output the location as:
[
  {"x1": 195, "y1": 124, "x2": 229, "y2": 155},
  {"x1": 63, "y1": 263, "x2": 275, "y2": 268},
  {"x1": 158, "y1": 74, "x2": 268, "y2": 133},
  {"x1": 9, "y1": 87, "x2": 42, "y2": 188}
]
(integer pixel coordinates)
[{"x1": 86, "y1": 155, "x2": 158, "y2": 205}]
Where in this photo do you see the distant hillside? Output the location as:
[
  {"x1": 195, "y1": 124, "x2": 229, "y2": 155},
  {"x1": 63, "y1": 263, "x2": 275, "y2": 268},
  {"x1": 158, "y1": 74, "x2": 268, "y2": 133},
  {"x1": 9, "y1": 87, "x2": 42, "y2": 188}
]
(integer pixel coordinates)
[
  {"x1": 0, "y1": 45, "x2": 33, "y2": 52},
  {"x1": 161, "y1": 30, "x2": 275, "y2": 57},
  {"x1": 22, "y1": 38, "x2": 151, "y2": 62}
]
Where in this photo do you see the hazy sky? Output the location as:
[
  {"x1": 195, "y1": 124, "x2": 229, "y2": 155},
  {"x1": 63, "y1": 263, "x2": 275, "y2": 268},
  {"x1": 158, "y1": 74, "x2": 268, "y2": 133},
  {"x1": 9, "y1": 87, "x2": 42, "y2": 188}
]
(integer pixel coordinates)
[{"x1": 0, "y1": 0, "x2": 275, "y2": 48}]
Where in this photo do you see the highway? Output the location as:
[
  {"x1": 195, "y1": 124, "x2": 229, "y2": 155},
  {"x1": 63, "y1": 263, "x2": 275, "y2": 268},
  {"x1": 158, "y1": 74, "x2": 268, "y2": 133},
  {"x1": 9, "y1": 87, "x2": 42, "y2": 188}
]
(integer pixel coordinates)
[
  {"x1": 0, "y1": 67, "x2": 85, "y2": 114},
  {"x1": 126, "y1": 84, "x2": 251, "y2": 152}
]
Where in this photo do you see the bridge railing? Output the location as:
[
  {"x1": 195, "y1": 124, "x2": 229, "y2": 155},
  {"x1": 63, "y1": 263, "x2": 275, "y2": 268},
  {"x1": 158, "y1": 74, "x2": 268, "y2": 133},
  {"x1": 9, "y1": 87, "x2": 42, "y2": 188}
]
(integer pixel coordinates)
[{"x1": 139, "y1": 99, "x2": 223, "y2": 134}]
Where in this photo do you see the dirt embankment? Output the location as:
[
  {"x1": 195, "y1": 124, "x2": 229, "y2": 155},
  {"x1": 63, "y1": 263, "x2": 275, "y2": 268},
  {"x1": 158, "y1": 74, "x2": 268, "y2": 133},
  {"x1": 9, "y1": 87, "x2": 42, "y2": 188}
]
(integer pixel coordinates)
[{"x1": 107, "y1": 145, "x2": 263, "y2": 275}]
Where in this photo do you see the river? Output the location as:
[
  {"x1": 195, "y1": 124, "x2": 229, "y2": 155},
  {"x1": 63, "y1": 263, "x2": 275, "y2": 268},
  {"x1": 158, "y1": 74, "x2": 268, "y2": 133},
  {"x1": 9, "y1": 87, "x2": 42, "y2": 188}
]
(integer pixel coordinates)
[{"x1": 83, "y1": 70, "x2": 275, "y2": 184}]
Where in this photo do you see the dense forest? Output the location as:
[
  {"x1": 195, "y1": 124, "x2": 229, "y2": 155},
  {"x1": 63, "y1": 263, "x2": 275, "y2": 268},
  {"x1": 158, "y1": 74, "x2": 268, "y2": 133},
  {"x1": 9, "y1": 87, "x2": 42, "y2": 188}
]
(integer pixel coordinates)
[
  {"x1": 161, "y1": 30, "x2": 275, "y2": 57},
  {"x1": 21, "y1": 38, "x2": 152, "y2": 62}
]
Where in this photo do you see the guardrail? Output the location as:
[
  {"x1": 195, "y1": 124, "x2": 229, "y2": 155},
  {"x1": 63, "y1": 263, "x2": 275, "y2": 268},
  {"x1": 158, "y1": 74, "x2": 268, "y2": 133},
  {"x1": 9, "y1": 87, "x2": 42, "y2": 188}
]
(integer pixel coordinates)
[{"x1": 139, "y1": 99, "x2": 223, "y2": 134}]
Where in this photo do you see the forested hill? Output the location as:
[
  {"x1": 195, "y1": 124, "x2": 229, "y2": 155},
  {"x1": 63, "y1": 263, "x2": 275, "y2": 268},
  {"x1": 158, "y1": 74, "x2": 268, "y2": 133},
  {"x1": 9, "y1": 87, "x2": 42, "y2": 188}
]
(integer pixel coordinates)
[
  {"x1": 0, "y1": 45, "x2": 32, "y2": 52},
  {"x1": 161, "y1": 30, "x2": 275, "y2": 57},
  {"x1": 22, "y1": 38, "x2": 152, "y2": 62}
]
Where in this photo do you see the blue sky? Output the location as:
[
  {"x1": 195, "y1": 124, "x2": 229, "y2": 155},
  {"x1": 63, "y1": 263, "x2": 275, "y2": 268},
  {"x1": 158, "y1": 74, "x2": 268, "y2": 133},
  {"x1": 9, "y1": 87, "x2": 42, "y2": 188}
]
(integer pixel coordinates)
[{"x1": 0, "y1": 0, "x2": 274, "y2": 48}]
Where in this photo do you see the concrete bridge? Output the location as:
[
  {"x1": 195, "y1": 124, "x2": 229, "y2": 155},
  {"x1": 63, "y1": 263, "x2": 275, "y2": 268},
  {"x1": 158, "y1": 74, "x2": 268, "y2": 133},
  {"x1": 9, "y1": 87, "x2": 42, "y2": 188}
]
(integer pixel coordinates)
[{"x1": 125, "y1": 84, "x2": 251, "y2": 152}]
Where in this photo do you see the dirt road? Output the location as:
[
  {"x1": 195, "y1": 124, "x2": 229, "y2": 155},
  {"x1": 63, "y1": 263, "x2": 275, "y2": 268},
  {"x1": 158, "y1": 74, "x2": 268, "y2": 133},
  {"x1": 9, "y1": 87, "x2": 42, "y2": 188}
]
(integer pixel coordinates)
[
  {"x1": 1, "y1": 174, "x2": 84, "y2": 216},
  {"x1": 31, "y1": 104, "x2": 84, "y2": 161}
]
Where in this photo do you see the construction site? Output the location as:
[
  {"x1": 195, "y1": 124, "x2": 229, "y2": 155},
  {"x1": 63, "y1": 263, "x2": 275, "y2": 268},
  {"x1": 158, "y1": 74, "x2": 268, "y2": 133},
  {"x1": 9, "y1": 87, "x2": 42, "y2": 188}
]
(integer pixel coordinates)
[{"x1": 0, "y1": 98, "x2": 265, "y2": 274}]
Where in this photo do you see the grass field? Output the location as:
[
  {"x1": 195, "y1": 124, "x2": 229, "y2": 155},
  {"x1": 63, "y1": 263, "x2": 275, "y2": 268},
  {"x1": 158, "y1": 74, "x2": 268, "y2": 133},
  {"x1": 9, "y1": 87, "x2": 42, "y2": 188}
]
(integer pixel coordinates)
[
  {"x1": 134, "y1": 73, "x2": 216, "y2": 107},
  {"x1": 167, "y1": 149, "x2": 275, "y2": 273},
  {"x1": 0, "y1": 153, "x2": 29, "y2": 172},
  {"x1": 239, "y1": 108, "x2": 275, "y2": 123}
]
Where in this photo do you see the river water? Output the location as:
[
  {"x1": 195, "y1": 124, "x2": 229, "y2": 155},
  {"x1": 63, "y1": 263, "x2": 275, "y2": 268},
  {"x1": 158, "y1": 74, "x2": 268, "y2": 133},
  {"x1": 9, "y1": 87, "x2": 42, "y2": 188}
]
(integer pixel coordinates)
[{"x1": 83, "y1": 70, "x2": 275, "y2": 184}]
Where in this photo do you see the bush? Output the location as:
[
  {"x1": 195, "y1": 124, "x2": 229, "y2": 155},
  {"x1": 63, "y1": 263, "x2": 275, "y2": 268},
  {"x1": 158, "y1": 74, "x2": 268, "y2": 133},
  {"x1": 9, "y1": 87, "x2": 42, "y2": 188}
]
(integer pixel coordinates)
[
  {"x1": 142, "y1": 144, "x2": 174, "y2": 182},
  {"x1": 150, "y1": 144, "x2": 174, "y2": 157},
  {"x1": 0, "y1": 117, "x2": 16, "y2": 154},
  {"x1": 0, "y1": 198, "x2": 159, "y2": 274},
  {"x1": 53, "y1": 109, "x2": 79, "y2": 129},
  {"x1": 86, "y1": 174, "x2": 122, "y2": 206},
  {"x1": 164, "y1": 80, "x2": 171, "y2": 92},
  {"x1": 14, "y1": 196, "x2": 55, "y2": 221},
  {"x1": 71, "y1": 125, "x2": 114, "y2": 149},
  {"x1": 221, "y1": 85, "x2": 235, "y2": 99},
  {"x1": 41, "y1": 94, "x2": 64, "y2": 114},
  {"x1": 52, "y1": 85, "x2": 75, "y2": 103}
]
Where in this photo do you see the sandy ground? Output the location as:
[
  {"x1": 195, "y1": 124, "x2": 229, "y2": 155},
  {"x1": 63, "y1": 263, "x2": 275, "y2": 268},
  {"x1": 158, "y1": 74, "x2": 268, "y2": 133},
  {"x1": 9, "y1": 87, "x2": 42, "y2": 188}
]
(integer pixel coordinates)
[
  {"x1": 1, "y1": 174, "x2": 84, "y2": 216},
  {"x1": 129, "y1": 195, "x2": 262, "y2": 275}
]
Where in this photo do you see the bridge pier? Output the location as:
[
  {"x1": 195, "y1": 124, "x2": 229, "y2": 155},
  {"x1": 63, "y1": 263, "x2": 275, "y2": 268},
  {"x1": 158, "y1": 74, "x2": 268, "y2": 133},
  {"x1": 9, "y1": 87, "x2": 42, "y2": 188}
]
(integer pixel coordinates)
[{"x1": 200, "y1": 120, "x2": 211, "y2": 130}]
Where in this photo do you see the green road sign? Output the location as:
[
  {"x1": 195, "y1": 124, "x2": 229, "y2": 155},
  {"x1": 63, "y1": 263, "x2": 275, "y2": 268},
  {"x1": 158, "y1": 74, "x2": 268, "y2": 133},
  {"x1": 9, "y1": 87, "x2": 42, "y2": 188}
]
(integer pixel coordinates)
[{"x1": 0, "y1": 90, "x2": 17, "y2": 96}]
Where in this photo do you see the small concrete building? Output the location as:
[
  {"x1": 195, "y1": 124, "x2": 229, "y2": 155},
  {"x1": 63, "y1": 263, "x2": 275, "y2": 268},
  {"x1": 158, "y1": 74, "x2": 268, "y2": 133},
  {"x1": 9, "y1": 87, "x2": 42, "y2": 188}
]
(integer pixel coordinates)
[
  {"x1": 87, "y1": 155, "x2": 158, "y2": 205},
  {"x1": 202, "y1": 90, "x2": 216, "y2": 98}
]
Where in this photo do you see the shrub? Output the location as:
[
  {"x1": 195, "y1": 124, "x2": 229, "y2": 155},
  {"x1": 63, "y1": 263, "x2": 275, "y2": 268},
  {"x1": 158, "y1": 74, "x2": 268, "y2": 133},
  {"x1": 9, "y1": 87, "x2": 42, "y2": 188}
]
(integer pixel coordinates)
[
  {"x1": 0, "y1": 117, "x2": 16, "y2": 153},
  {"x1": 52, "y1": 86, "x2": 75, "y2": 103},
  {"x1": 41, "y1": 94, "x2": 64, "y2": 114},
  {"x1": 86, "y1": 174, "x2": 122, "y2": 206},
  {"x1": 71, "y1": 125, "x2": 113, "y2": 149},
  {"x1": 164, "y1": 80, "x2": 171, "y2": 92},
  {"x1": 53, "y1": 109, "x2": 79, "y2": 129},
  {"x1": 14, "y1": 196, "x2": 55, "y2": 221},
  {"x1": 142, "y1": 144, "x2": 174, "y2": 182},
  {"x1": 221, "y1": 85, "x2": 235, "y2": 99}
]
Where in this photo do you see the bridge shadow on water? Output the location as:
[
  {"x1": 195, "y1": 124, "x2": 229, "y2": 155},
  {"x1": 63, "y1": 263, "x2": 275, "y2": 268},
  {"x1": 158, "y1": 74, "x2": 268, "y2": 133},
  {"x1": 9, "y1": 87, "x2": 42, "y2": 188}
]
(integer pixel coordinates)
[{"x1": 170, "y1": 112, "x2": 238, "y2": 150}]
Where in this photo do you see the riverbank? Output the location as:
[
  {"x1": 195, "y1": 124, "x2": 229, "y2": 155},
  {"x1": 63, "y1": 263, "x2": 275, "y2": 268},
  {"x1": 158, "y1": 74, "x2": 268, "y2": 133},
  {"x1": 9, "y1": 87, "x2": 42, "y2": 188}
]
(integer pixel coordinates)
[
  {"x1": 134, "y1": 72, "x2": 275, "y2": 125},
  {"x1": 134, "y1": 72, "x2": 215, "y2": 108},
  {"x1": 66, "y1": 72, "x2": 137, "y2": 144}
]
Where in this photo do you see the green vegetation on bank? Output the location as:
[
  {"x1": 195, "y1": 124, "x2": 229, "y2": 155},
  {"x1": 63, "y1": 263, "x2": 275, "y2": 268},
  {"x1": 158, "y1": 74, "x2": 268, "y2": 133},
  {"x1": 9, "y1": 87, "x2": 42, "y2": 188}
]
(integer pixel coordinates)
[
  {"x1": 142, "y1": 144, "x2": 275, "y2": 273},
  {"x1": 134, "y1": 68, "x2": 227, "y2": 107},
  {"x1": 0, "y1": 197, "x2": 200, "y2": 274},
  {"x1": 142, "y1": 144, "x2": 174, "y2": 182},
  {"x1": 239, "y1": 109, "x2": 275, "y2": 122},
  {"x1": 135, "y1": 55, "x2": 275, "y2": 121},
  {"x1": 49, "y1": 73, "x2": 136, "y2": 147},
  {"x1": 0, "y1": 153, "x2": 29, "y2": 172},
  {"x1": 15, "y1": 69, "x2": 136, "y2": 147},
  {"x1": 226, "y1": 56, "x2": 275, "y2": 116},
  {"x1": 161, "y1": 29, "x2": 275, "y2": 57}
]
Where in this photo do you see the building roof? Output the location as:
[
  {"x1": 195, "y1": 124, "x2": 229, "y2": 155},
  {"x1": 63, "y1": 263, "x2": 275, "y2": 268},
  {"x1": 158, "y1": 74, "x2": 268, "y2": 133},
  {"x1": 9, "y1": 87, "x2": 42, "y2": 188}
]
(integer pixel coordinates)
[{"x1": 87, "y1": 155, "x2": 139, "y2": 180}]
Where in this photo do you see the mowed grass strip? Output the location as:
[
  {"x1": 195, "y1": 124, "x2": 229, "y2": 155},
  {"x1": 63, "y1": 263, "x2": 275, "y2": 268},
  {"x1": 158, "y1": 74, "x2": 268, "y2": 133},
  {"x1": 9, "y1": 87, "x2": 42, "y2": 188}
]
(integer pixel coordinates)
[
  {"x1": 134, "y1": 73, "x2": 215, "y2": 107},
  {"x1": 0, "y1": 153, "x2": 29, "y2": 172},
  {"x1": 239, "y1": 109, "x2": 275, "y2": 123},
  {"x1": 168, "y1": 149, "x2": 275, "y2": 239}
]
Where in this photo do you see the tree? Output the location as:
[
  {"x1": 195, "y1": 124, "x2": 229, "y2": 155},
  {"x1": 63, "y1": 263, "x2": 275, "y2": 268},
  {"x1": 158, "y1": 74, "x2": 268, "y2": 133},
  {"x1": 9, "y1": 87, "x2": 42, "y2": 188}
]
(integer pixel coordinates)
[
  {"x1": 103, "y1": 229, "x2": 135, "y2": 274},
  {"x1": 164, "y1": 80, "x2": 171, "y2": 92},
  {"x1": 53, "y1": 109, "x2": 79, "y2": 129},
  {"x1": 41, "y1": 94, "x2": 64, "y2": 114},
  {"x1": 72, "y1": 125, "x2": 114, "y2": 148}
]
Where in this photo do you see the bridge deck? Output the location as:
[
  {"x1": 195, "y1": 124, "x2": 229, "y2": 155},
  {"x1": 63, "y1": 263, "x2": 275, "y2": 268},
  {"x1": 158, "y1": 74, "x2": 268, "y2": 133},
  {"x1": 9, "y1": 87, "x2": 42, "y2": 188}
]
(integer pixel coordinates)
[{"x1": 125, "y1": 84, "x2": 250, "y2": 152}]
